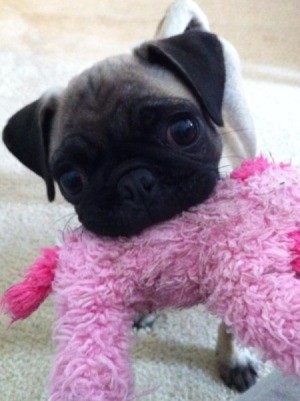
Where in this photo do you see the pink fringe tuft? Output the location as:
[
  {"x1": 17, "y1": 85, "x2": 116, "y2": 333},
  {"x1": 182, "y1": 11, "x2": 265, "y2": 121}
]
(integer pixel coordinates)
[
  {"x1": 230, "y1": 155, "x2": 290, "y2": 181},
  {"x1": 0, "y1": 246, "x2": 60, "y2": 324},
  {"x1": 230, "y1": 155, "x2": 273, "y2": 181}
]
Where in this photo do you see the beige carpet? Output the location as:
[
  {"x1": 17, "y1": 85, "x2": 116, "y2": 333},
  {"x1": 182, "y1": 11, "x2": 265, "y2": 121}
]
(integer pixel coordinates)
[{"x1": 0, "y1": 1, "x2": 299, "y2": 400}]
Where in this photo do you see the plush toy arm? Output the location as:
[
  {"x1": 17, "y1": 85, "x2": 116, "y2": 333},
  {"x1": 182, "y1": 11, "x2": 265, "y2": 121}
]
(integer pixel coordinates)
[
  {"x1": 207, "y1": 272, "x2": 300, "y2": 377},
  {"x1": 0, "y1": 246, "x2": 59, "y2": 324},
  {"x1": 49, "y1": 302, "x2": 136, "y2": 401}
]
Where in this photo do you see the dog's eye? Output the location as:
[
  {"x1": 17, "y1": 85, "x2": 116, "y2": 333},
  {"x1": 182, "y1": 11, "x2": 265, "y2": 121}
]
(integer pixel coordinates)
[
  {"x1": 59, "y1": 171, "x2": 84, "y2": 197},
  {"x1": 167, "y1": 118, "x2": 198, "y2": 147}
]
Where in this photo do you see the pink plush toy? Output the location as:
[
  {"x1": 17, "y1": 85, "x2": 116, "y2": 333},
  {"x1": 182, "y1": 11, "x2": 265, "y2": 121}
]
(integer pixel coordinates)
[{"x1": 1, "y1": 157, "x2": 300, "y2": 401}]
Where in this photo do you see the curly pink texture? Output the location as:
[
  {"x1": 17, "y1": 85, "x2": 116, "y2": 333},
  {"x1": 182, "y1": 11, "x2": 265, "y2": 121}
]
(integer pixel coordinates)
[
  {"x1": 229, "y1": 155, "x2": 273, "y2": 180},
  {"x1": 289, "y1": 231, "x2": 300, "y2": 275},
  {"x1": 46, "y1": 158, "x2": 300, "y2": 400},
  {"x1": 0, "y1": 247, "x2": 59, "y2": 324},
  {"x1": 2, "y1": 158, "x2": 300, "y2": 400}
]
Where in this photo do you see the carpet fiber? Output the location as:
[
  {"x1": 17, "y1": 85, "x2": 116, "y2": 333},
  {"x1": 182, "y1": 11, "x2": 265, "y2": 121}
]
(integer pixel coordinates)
[{"x1": 0, "y1": 1, "x2": 299, "y2": 400}]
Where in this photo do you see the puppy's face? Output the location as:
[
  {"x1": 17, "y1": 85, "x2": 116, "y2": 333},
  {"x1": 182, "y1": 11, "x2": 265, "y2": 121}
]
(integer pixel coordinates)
[
  {"x1": 3, "y1": 31, "x2": 225, "y2": 237},
  {"x1": 50, "y1": 56, "x2": 221, "y2": 236}
]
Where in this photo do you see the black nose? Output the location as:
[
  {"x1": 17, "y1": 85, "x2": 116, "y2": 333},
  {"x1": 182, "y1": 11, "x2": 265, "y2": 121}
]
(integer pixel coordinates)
[{"x1": 117, "y1": 168, "x2": 157, "y2": 203}]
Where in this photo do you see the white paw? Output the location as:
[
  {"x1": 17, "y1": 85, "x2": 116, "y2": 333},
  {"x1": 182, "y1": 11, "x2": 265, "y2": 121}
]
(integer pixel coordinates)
[{"x1": 155, "y1": 0, "x2": 210, "y2": 39}]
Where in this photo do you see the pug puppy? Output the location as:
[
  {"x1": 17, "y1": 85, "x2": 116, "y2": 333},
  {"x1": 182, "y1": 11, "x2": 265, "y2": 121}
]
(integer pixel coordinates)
[{"x1": 2, "y1": 0, "x2": 257, "y2": 393}]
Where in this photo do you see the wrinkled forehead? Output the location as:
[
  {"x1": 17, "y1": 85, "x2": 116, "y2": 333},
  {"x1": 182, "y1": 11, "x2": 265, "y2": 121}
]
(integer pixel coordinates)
[
  {"x1": 64, "y1": 53, "x2": 195, "y2": 104},
  {"x1": 51, "y1": 54, "x2": 197, "y2": 152}
]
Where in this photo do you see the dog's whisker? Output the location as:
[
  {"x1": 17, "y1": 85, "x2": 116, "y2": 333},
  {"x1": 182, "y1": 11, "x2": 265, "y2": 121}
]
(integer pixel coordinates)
[
  {"x1": 218, "y1": 164, "x2": 232, "y2": 170},
  {"x1": 220, "y1": 127, "x2": 259, "y2": 136},
  {"x1": 219, "y1": 154, "x2": 245, "y2": 161},
  {"x1": 54, "y1": 212, "x2": 76, "y2": 225},
  {"x1": 59, "y1": 213, "x2": 78, "y2": 242},
  {"x1": 64, "y1": 214, "x2": 77, "y2": 230}
]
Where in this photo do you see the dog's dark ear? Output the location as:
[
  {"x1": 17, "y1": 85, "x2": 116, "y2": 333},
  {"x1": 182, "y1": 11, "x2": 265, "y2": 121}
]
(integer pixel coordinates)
[
  {"x1": 2, "y1": 92, "x2": 60, "y2": 201},
  {"x1": 135, "y1": 30, "x2": 225, "y2": 126}
]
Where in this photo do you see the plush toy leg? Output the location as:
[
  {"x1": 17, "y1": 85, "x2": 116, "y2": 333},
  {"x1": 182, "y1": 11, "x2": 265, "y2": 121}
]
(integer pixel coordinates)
[
  {"x1": 49, "y1": 305, "x2": 136, "y2": 401},
  {"x1": 207, "y1": 273, "x2": 300, "y2": 378}
]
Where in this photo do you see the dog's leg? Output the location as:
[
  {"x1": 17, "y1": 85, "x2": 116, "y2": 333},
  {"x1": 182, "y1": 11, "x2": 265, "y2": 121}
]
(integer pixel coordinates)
[
  {"x1": 155, "y1": 1, "x2": 259, "y2": 391},
  {"x1": 220, "y1": 38, "x2": 256, "y2": 163},
  {"x1": 155, "y1": 0, "x2": 210, "y2": 39},
  {"x1": 133, "y1": 312, "x2": 157, "y2": 329},
  {"x1": 216, "y1": 322, "x2": 258, "y2": 392}
]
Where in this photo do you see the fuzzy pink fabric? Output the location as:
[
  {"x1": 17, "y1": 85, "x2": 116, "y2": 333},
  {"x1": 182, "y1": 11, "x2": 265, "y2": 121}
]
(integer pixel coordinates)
[
  {"x1": 2, "y1": 158, "x2": 300, "y2": 400},
  {"x1": 0, "y1": 247, "x2": 59, "y2": 324}
]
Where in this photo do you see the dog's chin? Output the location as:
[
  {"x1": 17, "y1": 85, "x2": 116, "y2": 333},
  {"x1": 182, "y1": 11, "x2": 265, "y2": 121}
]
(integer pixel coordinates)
[{"x1": 78, "y1": 171, "x2": 219, "y2": 238}]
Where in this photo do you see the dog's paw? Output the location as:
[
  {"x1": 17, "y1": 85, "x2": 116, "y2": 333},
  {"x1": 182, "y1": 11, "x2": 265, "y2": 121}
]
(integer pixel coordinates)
[
  {"x1": 133, "y1": 313, "x2": 158, "y2": 330},
  {"x1": 216, "y1": 323, "x2": 259, "y2": 392},
  {"x1": 219, "y1": 359, "x2": 257, "y2": 392}
]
